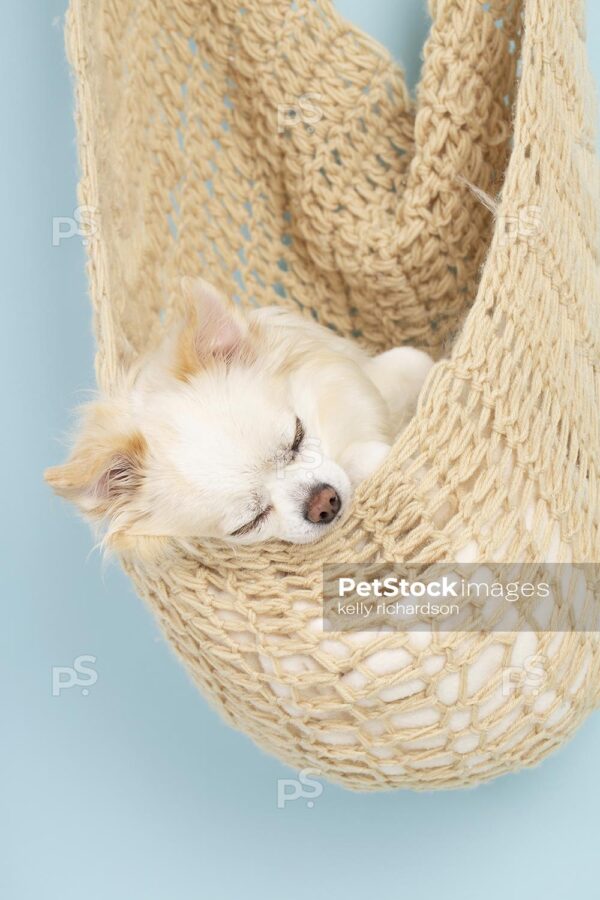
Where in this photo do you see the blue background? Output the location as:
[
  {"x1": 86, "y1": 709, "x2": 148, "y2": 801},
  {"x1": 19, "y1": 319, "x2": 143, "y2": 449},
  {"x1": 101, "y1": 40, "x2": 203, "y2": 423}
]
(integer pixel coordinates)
[{"x1": 4, "y1": 2, "x2": 599, "y2": 898}]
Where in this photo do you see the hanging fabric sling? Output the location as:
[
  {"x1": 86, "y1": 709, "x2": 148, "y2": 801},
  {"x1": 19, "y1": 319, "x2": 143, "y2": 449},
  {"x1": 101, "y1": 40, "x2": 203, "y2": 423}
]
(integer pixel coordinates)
[{"x1": 64, "y1": 0, "x2": 600, "y2": 789}]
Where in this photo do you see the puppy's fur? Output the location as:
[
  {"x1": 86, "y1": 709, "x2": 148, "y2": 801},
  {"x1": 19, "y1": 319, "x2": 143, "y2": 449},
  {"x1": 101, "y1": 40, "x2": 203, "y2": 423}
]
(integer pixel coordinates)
[{"x1": 46, "y1": 279, "x2": 433, "y2": 547}]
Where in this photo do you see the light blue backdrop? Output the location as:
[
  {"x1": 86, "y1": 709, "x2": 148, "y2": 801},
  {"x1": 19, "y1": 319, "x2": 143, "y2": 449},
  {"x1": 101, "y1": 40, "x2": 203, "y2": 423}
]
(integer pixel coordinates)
[{"x1": 4, "y1": 3, "x2": 599, "y2": 899}]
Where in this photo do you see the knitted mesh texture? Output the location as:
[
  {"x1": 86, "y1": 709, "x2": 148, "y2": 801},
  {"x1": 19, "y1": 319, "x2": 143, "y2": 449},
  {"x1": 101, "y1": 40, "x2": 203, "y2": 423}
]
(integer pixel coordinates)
[{"x1": 65, "y1": 0, "x2": 600, "y2": 789}]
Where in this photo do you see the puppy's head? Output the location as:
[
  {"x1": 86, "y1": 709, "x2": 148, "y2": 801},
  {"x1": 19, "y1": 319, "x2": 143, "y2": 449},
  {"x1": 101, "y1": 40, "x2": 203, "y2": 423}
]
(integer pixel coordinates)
[{"x1": 46, "y1": 279, "x2": 351, "y2": 548}]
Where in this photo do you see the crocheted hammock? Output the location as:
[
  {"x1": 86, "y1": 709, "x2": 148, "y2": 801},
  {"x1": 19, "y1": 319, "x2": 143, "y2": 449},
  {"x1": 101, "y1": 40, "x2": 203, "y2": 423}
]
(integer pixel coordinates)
[{"x1": 65, "y1": 0, "x2": 600, "y2": 790}]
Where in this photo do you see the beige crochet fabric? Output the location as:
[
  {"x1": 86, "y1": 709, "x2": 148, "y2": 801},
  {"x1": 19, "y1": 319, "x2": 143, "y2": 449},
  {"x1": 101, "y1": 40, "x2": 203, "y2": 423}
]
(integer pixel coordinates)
[{"x1": 65, "y1": 0, "x2": 600, "y2": 789}]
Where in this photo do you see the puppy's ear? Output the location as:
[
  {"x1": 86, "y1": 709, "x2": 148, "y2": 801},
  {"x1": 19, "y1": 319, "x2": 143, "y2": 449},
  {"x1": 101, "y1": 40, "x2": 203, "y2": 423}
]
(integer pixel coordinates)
[
  {"x1": 45, "y1": 403, "x2": 147, "y2": 522},
  {"x1": 175, "y1": 278, "x2": 249, "y2": 379}
]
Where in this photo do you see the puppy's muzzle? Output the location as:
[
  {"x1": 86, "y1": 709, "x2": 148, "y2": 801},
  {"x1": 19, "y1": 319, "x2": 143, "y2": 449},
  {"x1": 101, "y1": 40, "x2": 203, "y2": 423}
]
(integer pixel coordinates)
[{"x1": 304, "y1": 483, "x2": 341, "y2": 525}]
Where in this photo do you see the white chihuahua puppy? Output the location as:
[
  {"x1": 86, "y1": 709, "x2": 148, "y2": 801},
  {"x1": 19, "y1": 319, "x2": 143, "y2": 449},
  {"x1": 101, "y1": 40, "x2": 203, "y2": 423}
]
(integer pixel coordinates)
[{"x1": 46, "y1": 279, "x2": 433, "y2": 548}]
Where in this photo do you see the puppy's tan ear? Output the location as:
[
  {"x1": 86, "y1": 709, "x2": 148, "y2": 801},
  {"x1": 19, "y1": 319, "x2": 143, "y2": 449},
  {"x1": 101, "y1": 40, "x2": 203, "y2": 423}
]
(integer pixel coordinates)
[
  {"x1": 45, "y1": 404, "x2": 147, "y2": 521},
  {"x1": 175, "y1": 277, "x2": 249, "y2": 380}
]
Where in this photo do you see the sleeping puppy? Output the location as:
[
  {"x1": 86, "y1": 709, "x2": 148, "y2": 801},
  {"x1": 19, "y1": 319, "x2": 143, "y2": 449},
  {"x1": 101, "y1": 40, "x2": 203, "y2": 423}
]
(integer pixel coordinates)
[{"x1": 45, "y1": 279, "x2": 433, "y2": 547}]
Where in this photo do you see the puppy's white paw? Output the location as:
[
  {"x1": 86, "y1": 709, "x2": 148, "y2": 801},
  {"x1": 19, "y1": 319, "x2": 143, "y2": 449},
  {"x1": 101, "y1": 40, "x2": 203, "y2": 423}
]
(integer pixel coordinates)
[
  {"x1": 368, "y1": 346, "x2": 434, "y2": 390},
  {"x1": 366, "y1": 346, "x2": 434, "y2": 431},
  {"x1": 340, "y1": 440, "x2": 391, "y2": 487}
]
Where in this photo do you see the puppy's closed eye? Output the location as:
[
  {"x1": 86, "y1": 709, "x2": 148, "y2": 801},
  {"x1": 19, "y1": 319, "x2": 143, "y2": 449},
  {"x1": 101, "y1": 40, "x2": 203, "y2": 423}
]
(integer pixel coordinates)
[
  {"x1": 230, "y1": 505, "x2": 273, "y2": 537},
  {"x1": 291, "y1": 417, "x2": 304, "y2": 455}
]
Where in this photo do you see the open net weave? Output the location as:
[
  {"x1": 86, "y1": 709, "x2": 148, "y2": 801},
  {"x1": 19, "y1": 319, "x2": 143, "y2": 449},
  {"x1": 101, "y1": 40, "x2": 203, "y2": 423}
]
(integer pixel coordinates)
[{"x1": 65, "y1": 0, "x2": 600, "y2": 789}]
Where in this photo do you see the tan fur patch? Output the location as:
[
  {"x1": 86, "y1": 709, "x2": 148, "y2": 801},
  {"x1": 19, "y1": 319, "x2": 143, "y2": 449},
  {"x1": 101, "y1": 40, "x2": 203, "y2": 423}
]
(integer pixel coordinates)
[
  {"x1": 122, "y1": 431, "x2": 148, "y2": 467},
  {"x1": 45, "y1": 416, "x2": 147, "y2": 515},
  {"x1": 172, "y1": 302, "x2": 202, "y2": 382}
]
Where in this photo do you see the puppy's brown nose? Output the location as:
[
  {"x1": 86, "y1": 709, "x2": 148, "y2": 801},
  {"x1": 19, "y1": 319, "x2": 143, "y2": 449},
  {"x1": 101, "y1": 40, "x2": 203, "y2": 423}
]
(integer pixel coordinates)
[{"x1": 305, "y1": 483, "x2": 341, "y2": 525}]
